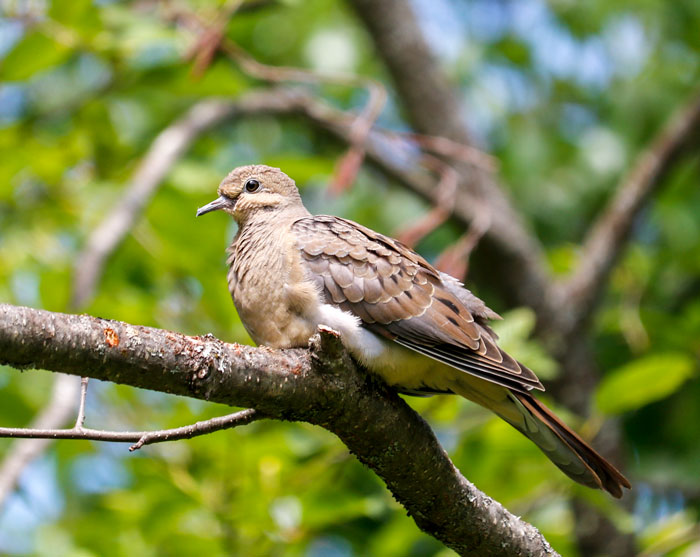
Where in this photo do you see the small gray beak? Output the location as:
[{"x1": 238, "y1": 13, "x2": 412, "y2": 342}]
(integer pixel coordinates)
[{"x1": 196, "y1": 196, "x2": 230, "y2": 217}]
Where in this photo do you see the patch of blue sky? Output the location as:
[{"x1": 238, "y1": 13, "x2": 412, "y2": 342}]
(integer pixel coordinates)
[
  {"x1": 411, "y1": 0, "x2": 468, "y2": 63},
  {"x1": 462, "y1": 63, "x2": 539, "y2": 144},
  {"x1": 511, "y1": 0, "x2": 647, "y2": 87},
  {"x1": 10, "y1": 269, "x2": 40, "y2": 307},
  {"x1": 633, "y1": 482, "x2": 686, "y2": 532},
  {"x1": 0, "y1": 456, "x2": 64, "y2": 554},
  {"x1": 71, "y1": 451, "x2": 131, "y2": 494},
  {"x1": 603, "y1": 14, "x2": 650, "y2": 77},
  {"x1": 0, "y1": 18, "x2": 24, "y2": 59},
  {"x1": 128, "y1": 41, "x2": 180, "y2": 70},
  {"x1": 459, "y1": 0, "x2": 510, "y2": 43},
  {"x1": 0, "y1": 84, "x2": 26, "y2": 125},
  {"x1": 558, "y1": 103, "x2": 598, "y2": 142},
  {"x1": 408, "y1": 0, "x2": 650, "y2": 145}
]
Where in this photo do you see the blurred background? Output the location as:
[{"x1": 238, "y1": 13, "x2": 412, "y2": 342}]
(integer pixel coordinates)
[{"x1": 0, "y1": 0, "x2": 699, "y2": 555}]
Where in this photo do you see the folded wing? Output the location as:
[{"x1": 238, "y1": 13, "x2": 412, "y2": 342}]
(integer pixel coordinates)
[{"x1": 292, "y1": 215, "x2": 543, "y2": 393}]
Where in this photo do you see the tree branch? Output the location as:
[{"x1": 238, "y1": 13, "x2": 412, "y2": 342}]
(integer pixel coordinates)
[
  {"x1": 0, "y1": 303, "x2": 558, "y2": 557},
  {"x1": 556, "y1": 91, "x2": 700, "y2": 335},
  {"x1": 0, "y1": 408, "x2": 260, "y2": 451}
]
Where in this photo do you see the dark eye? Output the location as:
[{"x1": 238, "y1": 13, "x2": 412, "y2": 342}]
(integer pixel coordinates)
[{"x1": 245, "y1": 179, "x2": 260, "y2": 193}]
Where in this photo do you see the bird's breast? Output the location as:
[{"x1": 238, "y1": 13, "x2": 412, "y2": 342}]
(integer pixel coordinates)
[{"x1": 227, "y1": 221, "x2": 318, "y2": 348}]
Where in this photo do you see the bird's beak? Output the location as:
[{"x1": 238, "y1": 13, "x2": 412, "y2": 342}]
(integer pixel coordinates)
[{"x1": 196, "y1": 196, "x2": 230, "y2": 217}]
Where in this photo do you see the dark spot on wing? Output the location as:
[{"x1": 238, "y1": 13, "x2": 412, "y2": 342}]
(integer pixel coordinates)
[{"x1": 438, "y1": 297, "x2": 460, "y2": 313}]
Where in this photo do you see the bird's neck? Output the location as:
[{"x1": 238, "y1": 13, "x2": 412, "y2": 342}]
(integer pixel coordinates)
[{"x1": 234, "y1": 204, "x2": 311, "y2": 231}]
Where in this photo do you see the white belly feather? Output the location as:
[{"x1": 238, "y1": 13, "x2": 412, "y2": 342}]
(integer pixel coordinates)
[{"x1": 312, "y1": 304, "x2": 456, "y2": 393}]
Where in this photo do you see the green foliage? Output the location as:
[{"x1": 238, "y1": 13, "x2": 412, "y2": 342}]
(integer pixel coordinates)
[
  {"x1": 1, "y1": 0, "x2": 699, "y2": 555},
  {"x1": 596, "y1": 353, "x2": 696, "y2": 415}
]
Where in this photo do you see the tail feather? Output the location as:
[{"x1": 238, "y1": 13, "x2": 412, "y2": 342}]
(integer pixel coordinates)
[
  {"x1": 451, "y1": 375, "x2": 631, "y2": 497},
  {"x1": 510, "y1": 391, "x2": 631, "y2": 498}
]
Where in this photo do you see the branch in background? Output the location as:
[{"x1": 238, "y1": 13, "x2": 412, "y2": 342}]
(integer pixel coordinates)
[
  {"x1": 395, "y1": 156, "x2": 459, "y2": 247},
  {"x1": 0, "y1": 303, "x2": 558, "y2": 557},
  {"x1": 172, "y1": 2, "x2": 387, "y2": 194},
  {"x1": 347, "y1": 0, "x2": 553, "y2": 321},
  {"x1": 434, "y1": 208, "x2": 492, "y2": 281},
  {"x1": 0, "y1": 374, "x2": 78, "y2": 504},
  {"x1": 557, "y1": 92, "x2": 700, "y2": 336},
  {"x1": 71, "y1": 99, "x2": 240, "y2": 308},
  {"x1": 402, "y1": 132, "x2": 499, "y2": 172}
]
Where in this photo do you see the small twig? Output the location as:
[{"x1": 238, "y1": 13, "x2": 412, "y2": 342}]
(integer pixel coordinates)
[
  {"x1": 329, "y1": 81, "x2": 387, "y2": 194},
  {"x1": 186, "y1": 0, "x2": 244, "y2": 77},
  {"x1": 406, "y1": 132, "x2": 499, "y2": 171},
  {"x1": 0, "y1": 409, "x2": 261, "y2": 451},
  {"x1": 375, "y1": 128, "x2": 499, "y2": 172},
  {"x1": 74, "y1": 377, "x2": 89, "y2": 429},
  {"x1": 395, "y1": 155, "x2": 459, "y2": 247},
  {"x1": 435, "y1": 207, "x2": 492, "y2": 280},
  {"x1": 169, "y1": 4, "x2": 387, "y2": 194}
]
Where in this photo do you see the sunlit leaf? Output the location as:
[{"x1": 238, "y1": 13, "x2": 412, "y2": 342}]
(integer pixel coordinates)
[
  {"x1": 596, "y1": 353, "x2": 696, "y2": 415},
  {"x1": 1, "y1": 32, "x2": 71, "y2": 80}
]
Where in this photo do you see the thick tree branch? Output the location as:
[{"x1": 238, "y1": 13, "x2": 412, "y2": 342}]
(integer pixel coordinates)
[
  {"x1": 556, "y1": 92, "x2": 700, "y2": 335},
  {"x1": 0, "y1": 303, "x2": 557, "y2": 557}
]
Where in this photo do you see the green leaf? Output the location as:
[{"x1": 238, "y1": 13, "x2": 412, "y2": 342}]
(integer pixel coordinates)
[
  {"x1": 0, "y1": 32, "x2": 71, "y2": 80},
  {"x1": 596, "y1": 353, "x2": 696, "y2": 415},
  {"x1": 49, "y1": 0, "x2": 99, "y2": 32}
]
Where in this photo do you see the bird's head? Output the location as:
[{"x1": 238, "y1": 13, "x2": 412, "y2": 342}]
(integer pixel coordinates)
[{"x1": 196, "y1": 165, "x2": 305, "y2": 224}]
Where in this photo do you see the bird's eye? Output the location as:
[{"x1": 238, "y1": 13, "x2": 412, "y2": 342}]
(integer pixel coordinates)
[{"x1": 245, "y1": 179, "x2": 260, "y2": 193}]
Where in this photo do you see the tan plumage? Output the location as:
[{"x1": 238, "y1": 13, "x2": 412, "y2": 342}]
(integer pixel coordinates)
[{"x1": 197, "y1": 164, "x2": 631, "y2": 498}]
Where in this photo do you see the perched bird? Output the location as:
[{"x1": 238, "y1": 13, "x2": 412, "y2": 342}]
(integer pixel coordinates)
[{"x1": 197, "y1": 164, "x2": 630, "y2": 498}]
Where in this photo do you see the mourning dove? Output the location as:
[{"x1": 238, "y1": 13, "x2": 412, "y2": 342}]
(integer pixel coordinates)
[{"x1": 197, "y1": 164, "x2": 630, "y2": 498}]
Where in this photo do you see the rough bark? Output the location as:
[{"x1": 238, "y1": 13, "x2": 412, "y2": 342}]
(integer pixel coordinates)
[{"x1": 0, "y1": 303, "x2": 558, "y2": 557}]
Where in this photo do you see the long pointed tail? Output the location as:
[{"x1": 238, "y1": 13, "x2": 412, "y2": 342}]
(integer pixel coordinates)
[
  {"x1": 508, "y1": 391, "x2": 630, "y2": 497},
  {"x1": 452, "y1": 377, "x2": 630, "y2": 497}
]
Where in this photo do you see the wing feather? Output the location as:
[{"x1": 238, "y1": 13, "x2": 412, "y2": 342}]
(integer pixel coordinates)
[{"x1": 293, "y1": 215, "x2": 544, "y2": 393}]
